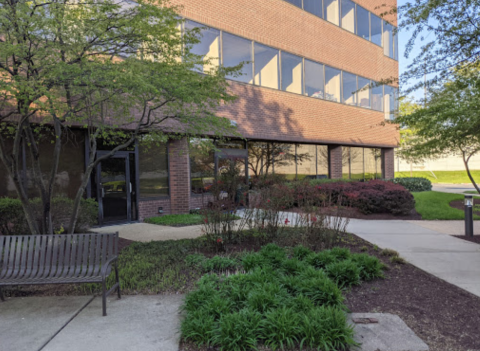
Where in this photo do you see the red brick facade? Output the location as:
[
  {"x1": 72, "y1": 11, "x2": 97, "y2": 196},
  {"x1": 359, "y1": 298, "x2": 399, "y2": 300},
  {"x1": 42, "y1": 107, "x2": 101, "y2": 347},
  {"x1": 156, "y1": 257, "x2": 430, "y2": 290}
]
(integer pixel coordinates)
[{"x1": 137, "y1": 0, "x2": 399, "y2": 219}]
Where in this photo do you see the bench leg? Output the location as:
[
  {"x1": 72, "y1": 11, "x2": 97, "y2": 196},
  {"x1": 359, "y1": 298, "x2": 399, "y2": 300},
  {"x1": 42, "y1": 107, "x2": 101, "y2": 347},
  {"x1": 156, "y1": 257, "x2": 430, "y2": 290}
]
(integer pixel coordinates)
[
  {"x1": 115, "y1": 264, "x2": 121, "y2": 299},
  {"x1": 102, "y1": 281, "x2": 107, "y2": 317},
  {"x1": 0, "y1": 287, "x2": 4, "y2": 301}
]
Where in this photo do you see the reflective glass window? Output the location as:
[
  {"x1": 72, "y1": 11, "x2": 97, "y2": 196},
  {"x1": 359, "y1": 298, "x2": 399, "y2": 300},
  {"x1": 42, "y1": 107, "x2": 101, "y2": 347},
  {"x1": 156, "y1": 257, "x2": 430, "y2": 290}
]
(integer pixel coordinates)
[
  {"x1": 317, "y1": 145, "x2": 329, "y2": 178},
  {"x1": 371, "y1": 14, "x2": 382, "y2": 46},
  {"x1": 305, "y1": 60, "x2": 324, "y2": 99},
  {"x1": 248, "y1": 142, "x2": 274, "y2": 176},
  {"x1": 394, "y1": 29, "x2": 399, "y2": 60},
  {"x1": 304, "y1": 0, "x2": 323, "y2": 18},
  {"x1": 356, "y1": 6, "x2": 370, "y2": 40},
  {"x1": 372, "y1": 83, "x2": 384, "y2": 112},
  {"x1": 357, "y1": 77, "x2": 371, "y2": 108},
  {"x1": 222, "y1": 33, "x2": 253, "y2": 84},
  {"x1": 273, "y1": 143, "x2": 296, "y2": 180},
  {"x1": 190, "y1": 138, "x2": 215, "y2": 194},
  {"x1": 185, "y1": 20, "x2": 220, "y2": 73},
  {"x1": 364, "y1": 148, "x2": 377, "y2": 180},
  {"x1": 324, "y1": 0, "x2": 339, "y2": 25},
  {"x1": 350, "y1": 147, "x2": 364, "y2": 180},
  {"x1": 296, "y1": 144, "x2": 317, "y2": 179},
  {"x1": 325, "y1": 66, "x2": 341, "y2": 102},
  {"x1": 139, "y1": 142, "x2": 169, "y2": 197},
  {"x1": 384, "y1": 85, "x2": 395, "y2": 120},
  {"x1": 254, "y1": 43, "x2": 280, "y2": 89},
  {"x1": 342, "y1": 72, "x2": 357, "y2": 105},
  {"x1": 281, "y1": 52, "x2": 303, "y2": 94},
  {"x1": 285, "y1": 0, "x2": 302, "y2": 8},
  {"x1": 342, "y1": 147, "x2": 350, "y2": 179},
  {"x1": 341, "y1": 0, "x2": 355, "y2": 33},
  {"x1": 383, "y1": 21, "x2": 394, "y2": 58}
]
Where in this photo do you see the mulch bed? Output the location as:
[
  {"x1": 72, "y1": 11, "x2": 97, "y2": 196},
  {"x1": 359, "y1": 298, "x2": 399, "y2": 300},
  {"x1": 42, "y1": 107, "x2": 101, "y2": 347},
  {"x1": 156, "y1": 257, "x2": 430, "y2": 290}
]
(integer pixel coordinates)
[
  {"x1": 454, "y1": 235, "x2": 480, "y2": 245},
  {"x1": 450, "y1": 197, "x2": 480, "y2": 217}
]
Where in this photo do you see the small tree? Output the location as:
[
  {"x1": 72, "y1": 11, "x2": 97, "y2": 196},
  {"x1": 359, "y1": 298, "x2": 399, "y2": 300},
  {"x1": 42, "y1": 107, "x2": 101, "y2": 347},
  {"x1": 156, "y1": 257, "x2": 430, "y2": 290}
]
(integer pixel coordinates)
[
  {"x1": 395, "y1": 65, "x2": 480, "y2": 193},
  {"x1": 0, "y1": 0, "x2": 241, "y2": 234}
]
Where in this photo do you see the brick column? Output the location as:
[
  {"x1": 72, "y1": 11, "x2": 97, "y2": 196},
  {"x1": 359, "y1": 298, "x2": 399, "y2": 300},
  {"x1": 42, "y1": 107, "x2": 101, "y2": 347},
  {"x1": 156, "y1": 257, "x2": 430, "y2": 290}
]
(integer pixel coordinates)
[
  {"x1": 168, "y1": 138, "x2": 191, "y2": 214},
  {"x1": 328, "y1": 145, "x2": 343, "y2": 179},
  {"x1": 382, "y1": 148, "x2": 395, "y2": 179}
]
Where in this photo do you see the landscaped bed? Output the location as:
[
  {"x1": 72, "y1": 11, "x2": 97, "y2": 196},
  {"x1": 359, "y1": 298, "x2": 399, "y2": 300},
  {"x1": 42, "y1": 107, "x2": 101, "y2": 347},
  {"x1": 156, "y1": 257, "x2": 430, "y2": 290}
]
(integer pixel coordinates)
[{"x1": 4, "y1": 230, "x2": 480, "y2": 351}]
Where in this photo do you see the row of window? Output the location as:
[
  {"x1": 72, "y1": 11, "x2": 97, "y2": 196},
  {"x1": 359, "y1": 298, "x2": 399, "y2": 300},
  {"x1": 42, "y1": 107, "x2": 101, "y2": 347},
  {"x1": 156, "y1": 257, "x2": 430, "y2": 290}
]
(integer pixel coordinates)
[
  {"x1": 284, "y1": 0, "x2": 399, "y2": 60},
  {"x1": 189, "y1": 139, "x2": 384, "y2": 194},
  {"x1": 185, "y1": 20, "x2": 399, "y2": 119}
]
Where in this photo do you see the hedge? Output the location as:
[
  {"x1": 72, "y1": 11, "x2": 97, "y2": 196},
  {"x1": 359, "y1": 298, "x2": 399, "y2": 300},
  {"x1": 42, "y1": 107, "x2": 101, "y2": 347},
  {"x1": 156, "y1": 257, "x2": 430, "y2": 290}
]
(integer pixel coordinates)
[{"x1": 389, "y1": 177, "x2": 432, "y2": 192}]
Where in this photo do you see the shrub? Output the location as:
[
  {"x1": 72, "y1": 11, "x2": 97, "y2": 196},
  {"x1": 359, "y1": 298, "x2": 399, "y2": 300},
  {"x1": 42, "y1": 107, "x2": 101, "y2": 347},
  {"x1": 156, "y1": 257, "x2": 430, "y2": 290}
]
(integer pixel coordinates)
[
  {"x1": 306, "y1": 251, "x2": 337, "y2": 269},
  {"x1": 390, "y1": 177, "x2": 432, "y2": 192},
  {"x1": 261, "y1": 307, "x2": 301, "y2": 350},
  {"x1": 292, "y1": 245, "x2": 313, "y2": 260},
  {"x1": 180, "y1": 309, "x2": 217, "y2": 347},
  {"x1": 351, "y1": 253, "x2": 384, "y2": 281},
  {"x1": 0, "y1": 198, "x2": 28, "y2": 235},
  {"x1": 325, "y1": 260, "x2": 361, "y2": 288},
  {"x1": 201, "y1": 256, "x2": 238, "y2": 273},
  {"x1": 0, "y1": 196, "x2": 98, "y2": 234}
]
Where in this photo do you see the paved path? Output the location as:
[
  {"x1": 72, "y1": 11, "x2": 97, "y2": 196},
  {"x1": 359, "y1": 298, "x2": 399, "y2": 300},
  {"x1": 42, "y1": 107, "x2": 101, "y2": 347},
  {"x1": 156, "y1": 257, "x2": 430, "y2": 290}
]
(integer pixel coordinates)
[
  {"x1": 432, "y1": 183, "x2": 478, "y2": 195},
  {"x1": 347, "y1": 219, "x2": 480, "y2": 297},
  {"x1": 92, "y1": 222, "x2": 203, "y2": 241},
  {"x1": 0, "y1": 295, "x2": 184, "y2": 351}
]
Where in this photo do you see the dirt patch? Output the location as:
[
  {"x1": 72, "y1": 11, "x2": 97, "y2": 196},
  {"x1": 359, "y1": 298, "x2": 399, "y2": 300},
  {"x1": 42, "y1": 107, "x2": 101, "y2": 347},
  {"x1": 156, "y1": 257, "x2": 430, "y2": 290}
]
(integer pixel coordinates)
[
  {"x1": 289, "y1": 206, "x2": 423, "y2": 220},
  {"x1": 450, "y1": 198, "x2": 480, "y2": 216}
]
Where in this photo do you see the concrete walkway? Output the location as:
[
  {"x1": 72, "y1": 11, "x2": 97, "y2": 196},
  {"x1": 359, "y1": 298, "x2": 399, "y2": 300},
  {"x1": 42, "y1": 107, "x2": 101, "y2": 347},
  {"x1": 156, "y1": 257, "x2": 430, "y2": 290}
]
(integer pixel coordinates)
[
  {"x1": 432, "y1": 183, "x2": 478, "y2": 195},
  {"x1": 347, "y1": 218, "x2": 480, "y2": 297},
  {"x1": 0, "y1": 295, "x2": 184, "y2": 351},
  {"x1": 92, "y1": 222, "x2": 203, "y2": 241}
]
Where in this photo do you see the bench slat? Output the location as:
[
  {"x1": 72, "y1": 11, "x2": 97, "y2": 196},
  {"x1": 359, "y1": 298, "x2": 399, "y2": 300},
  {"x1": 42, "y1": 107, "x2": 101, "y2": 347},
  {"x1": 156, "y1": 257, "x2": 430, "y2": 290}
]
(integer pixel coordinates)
[{"x1": 0, "y1": 236, "x2": 13, "y2": 278}]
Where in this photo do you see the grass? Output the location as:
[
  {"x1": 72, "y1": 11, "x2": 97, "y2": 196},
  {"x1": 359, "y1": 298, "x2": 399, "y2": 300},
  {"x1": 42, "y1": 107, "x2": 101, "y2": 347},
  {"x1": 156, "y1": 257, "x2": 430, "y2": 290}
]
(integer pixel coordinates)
[
  {"x1": 413, "y1": 191, "x2": 480, "y2": 220},
  {"x1": 181, "y1": 244, "x2": 384, "y2": 351},
  {"x1": 144, "y1": 214, "x2": 206, "y2": 226},
  {"x1": 396, "y1": 170, "x2": 480, "y2": 184},
  {"x1": 464, "y1": 190, "x2": 480, "y2": 195}
]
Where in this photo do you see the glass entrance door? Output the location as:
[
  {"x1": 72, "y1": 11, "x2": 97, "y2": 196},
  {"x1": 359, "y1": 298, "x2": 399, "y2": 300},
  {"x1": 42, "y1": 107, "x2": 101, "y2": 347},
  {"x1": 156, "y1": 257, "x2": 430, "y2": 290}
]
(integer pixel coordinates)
[{"x1": 97, "y1": 155, "x2": 131, "y2": 224}]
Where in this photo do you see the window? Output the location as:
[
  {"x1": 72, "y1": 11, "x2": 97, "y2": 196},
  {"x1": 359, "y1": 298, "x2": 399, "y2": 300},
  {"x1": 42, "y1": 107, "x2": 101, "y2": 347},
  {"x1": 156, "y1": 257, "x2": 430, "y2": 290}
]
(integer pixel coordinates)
[
  {"x1": 324, "y1": 0, "x2": 339, "y2": 25},
  {"x1": 304, "y1": 0, "x2": 323, "y2": 18},
  {"x1": 372, "y1": 83, "x2": 384, "y2": 112},
  {"x1": 356, "y1": 6, "x2": 370, "y2": 40},
  {"x1": 364, "y1": 148, "x2": 381, "y2": 180},
  {"x1": 296, "y1": 144, "x2": 317, "y2": 179},
  {"x1": 248, "y1": 142, "x2": 274, "y2": 176},
  {"x1": 305, "y1": 60, "x2": 324, "y2": 99},
  {"x1": 317, "y1": 145, "x2": 329, "y2": 178},
  {"x1": 371, "y1": 14, "x2": 382, "y2": 46},
  {"x1": 285, "y1": 0, "x2": 302, "y2": 8},
  {"x1": 325, "y1": 66, "x2": 341, "y2": 102},
  {"x1": 383, "y1": 21, "x2": 394, "y2": 58},
  {"x1": 342, "y1": 72, "x2": 357, "y2": 105},
  {"x1": 222, "y1": 33, "x2": 253, "y2": 84},
  {"x1": 254, "y1": 43, "x2": 280, "y2": 89},
  {"x1": 185, "y1": 20, "x2": 220, "y2": 73},
  {"x1": 384, "y1": 85, "x2": 395, "y2": 120},
  {"x1": 273, "y1": 143, "x2": 296, "y2": 180},
  {"x1": 341, "y1": 0, "x2": 355, "y2": 33},
  {"x1": 139, "y1": 143, "x2": 169, "y2": 197},
  {"x1": 190, "y1": 138, "x2": 215, "y2": 194},
  {"x1": 357, "y1": 77, "x2": 370, "y2": 108},
  {"x1": 394, "y1": 29, "x2": 399, "y2": 60},
  {"x1": 281, "y1": 52, "x2": 303, "y2": 94},
  {"x1": 350, "y1": 147, "x2": 364, "y2": 180}
]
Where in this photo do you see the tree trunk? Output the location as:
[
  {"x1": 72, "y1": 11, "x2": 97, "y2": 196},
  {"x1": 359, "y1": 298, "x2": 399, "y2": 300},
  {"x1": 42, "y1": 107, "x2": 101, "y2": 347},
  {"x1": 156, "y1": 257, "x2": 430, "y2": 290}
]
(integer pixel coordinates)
[{"x1": 463, "y1": 152, "x2": 480, "y2": 194}]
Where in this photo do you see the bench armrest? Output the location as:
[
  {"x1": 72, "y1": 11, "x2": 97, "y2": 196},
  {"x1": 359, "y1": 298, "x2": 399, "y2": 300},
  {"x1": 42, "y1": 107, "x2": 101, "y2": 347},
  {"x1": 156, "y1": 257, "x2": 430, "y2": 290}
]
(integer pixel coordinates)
[{"x1": 100, "y1": 256, "x2": 118, "y2": 280}]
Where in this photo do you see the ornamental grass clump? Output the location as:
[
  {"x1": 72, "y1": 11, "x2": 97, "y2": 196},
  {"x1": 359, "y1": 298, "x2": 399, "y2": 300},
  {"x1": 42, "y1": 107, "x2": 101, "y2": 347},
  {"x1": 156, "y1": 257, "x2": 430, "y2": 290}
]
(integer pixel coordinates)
[{"x1": 181, "y1": 244, "x2": 384, "y2": 351}]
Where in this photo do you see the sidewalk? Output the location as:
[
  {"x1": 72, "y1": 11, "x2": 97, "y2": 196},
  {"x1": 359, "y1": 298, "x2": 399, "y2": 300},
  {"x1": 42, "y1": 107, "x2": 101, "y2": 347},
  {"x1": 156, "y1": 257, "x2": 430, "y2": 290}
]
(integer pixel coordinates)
[
  {"x1": 347, "y1": 219, "x2": 480, "y2": 297},
  {"x1": 432, "y1": 183, "x2": 478, "y2": 195},
  {"x1": 0, "y1": 295, "x2": 184, "y2": 351}
]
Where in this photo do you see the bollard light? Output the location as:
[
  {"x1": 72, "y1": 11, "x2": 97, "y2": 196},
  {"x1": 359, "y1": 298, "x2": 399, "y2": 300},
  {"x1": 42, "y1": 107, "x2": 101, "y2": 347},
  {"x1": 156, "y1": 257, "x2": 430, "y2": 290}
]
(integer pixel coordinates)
[{"x1": 465, "y1": 195, "x2": 474, "y2": 237}]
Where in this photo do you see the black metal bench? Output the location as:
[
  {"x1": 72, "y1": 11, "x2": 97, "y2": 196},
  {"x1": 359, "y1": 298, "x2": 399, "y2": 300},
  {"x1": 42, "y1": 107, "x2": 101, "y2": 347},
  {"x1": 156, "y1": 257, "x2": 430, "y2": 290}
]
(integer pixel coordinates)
[{"x1": 0, "y1": 233, "x2": 121, "y2": 316}]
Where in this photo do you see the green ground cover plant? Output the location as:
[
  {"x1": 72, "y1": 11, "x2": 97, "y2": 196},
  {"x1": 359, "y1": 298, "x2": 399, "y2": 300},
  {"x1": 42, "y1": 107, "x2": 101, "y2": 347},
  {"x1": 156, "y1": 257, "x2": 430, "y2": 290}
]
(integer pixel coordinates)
[
  {"x1": 145, "y1": 213, "x2": 240, "y2": 227},
  {"x1": 181, "y1": 244, "x2": 384, "y2": 351},
  {"x1": 396, "y1": 171, "x2": 480, "y2": 184},
  {"x1": 413, "y1": 191, "x2": 480, "y2": 220}
]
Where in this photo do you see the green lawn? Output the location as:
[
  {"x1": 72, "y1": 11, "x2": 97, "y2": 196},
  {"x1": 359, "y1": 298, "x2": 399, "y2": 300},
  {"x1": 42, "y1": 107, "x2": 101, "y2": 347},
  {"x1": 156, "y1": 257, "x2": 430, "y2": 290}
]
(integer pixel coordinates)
[
  {"x1": 413, "y1": 191, "x2": 480, "y2": 220},
  {"x1": 145, "y1": 214, "x2": 206, "y2": 226},
  {"x1": 396, "y1": 170, "x2": 480, "y2": 184},
  {"x1": 464, "y1": 190, "x2": 480, "y2": 195}
]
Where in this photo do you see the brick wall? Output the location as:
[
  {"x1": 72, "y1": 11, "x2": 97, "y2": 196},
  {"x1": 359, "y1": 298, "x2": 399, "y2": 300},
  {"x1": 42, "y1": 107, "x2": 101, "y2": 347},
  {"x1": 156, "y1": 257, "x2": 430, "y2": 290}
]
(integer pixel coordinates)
[
  {"x1": 382, "y1": 148, "x2": 395, "y2": 179},
  {"x1": 168, "y1": 138, "x2": 191, "y2": 214},
  {"x1": 138, "y1": 198, "x2": 171, "y2": 222},
  {"x1": 328, "y1": 145, "x2": 343, "y2": 179}
]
